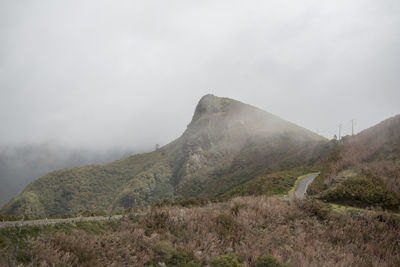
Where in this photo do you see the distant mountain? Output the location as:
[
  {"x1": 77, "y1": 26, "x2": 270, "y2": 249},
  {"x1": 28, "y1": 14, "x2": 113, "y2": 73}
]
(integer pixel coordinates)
[
  {"x1": 0, "y1": 144, "x2": 137, "y2": 206},
  {"x1": 1, "y1": 95, "x2": 327, "y2": 218},
  {"x1": 308, "y1": 114, "x2": 400, "y2": 209}
]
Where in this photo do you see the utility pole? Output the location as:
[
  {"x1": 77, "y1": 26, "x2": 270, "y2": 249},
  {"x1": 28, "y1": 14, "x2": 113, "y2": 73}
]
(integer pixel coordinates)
[
  {"x1": 350, "y1": 119, "x2": 356, "y2": 136},
  {"x1": 338, "y1": 124, "x2": 342, "y2": 140}
]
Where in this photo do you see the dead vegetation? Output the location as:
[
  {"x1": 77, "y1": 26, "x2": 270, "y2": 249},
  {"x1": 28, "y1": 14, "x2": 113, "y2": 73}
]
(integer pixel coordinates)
[
  {"x1": 2, "y1": 196, "x2": 399, "y2": 266},
  {"x1": 308, "y1": 115, "x2": 400, "y2": 212}
]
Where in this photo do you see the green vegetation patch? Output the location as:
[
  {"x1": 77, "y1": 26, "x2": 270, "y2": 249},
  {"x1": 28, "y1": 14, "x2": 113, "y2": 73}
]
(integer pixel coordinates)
[
  {"x1": 256, "y1": 254, "x2": 286, "y2": 267},
  {"x1": 221, "y1": 168, "x2": 312, "y2": 199},
  {"x1": 320, "y1": 176, "x2": 400, "y2": 210},
  {"x1": 211, "y1": 253, "x2": 244, "y2": 267}
]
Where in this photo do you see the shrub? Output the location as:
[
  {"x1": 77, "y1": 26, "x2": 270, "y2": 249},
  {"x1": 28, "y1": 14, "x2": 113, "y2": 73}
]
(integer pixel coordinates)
[
  {"x1": 256, "y1": 254, "x2": 286, "y2": 267},
  {"x1": 320, "y1": 176, "x2": 400, "y2": 210},
  {"x1": 179, "y1": 197, "x2": 200, "y2": 207},
  {"x1": 296, "y1": 198, "x2": 331, "y2": 220},
  {"x1": 150, "y1": 241, "x2": 201, "y2": 267},
  {"x1": 143, "y1": 209, "x2": 170, "y2": 235},
  {"x1": 211, "y1": 254, "x2": 244, "y2": 267},
  {"x1": 216, "y1": 213, "x2": 240, "y2": 242},
  {"x1": 216, "y1": 213, "x2": 236, "y2": 231},
  {"x1": 154, "y1": 199, "x2": 172, "y2": 208},
  {"x1": 231, "y1": 202, "x2": 241, "y2": 216}
]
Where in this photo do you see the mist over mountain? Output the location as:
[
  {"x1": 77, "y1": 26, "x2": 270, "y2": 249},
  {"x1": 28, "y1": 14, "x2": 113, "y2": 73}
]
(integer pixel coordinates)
[
  {"x1": 1, "y1": 1, "x2": 400, "y2": 266},
  {"x1": 0, "y1": 143, "x2": 139, "y2": 206},
  {"x1": 1, "y1": 95, "x2": 328, "y2": 218}
]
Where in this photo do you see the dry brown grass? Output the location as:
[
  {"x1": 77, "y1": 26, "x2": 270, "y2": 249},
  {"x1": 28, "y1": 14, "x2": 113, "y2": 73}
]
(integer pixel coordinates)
[
  {"x1": 309, "y1": 115, "x2": 400, "y2": 200},
  {"x1": 3, "y1": 196, "x2": 398, "y2": 266}
]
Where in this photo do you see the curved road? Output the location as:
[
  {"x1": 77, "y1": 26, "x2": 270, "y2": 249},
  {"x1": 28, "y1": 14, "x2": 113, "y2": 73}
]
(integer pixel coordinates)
[{"x1": 293, "y1": 173, "x2": 319, "y2": 199}]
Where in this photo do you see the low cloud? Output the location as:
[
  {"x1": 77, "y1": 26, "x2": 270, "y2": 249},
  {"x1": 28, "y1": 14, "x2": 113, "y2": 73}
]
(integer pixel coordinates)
[{"x1": 0, "y1": 0, "x2": 399, "y2": 149}]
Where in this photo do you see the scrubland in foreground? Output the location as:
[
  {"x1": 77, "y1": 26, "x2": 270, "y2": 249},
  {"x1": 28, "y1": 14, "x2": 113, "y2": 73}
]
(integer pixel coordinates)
[{"x1": 1, "y1": 196, "x2": 399, "y2": 266}]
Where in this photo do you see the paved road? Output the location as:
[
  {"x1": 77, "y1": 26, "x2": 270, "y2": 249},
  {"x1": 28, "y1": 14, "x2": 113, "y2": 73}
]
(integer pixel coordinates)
[
  {"x1": 294, "y1": 173, "x2": 319, "y2": 199},
  {"x1": 0, "y1": 215, "x2": 124, "y2": 229}
]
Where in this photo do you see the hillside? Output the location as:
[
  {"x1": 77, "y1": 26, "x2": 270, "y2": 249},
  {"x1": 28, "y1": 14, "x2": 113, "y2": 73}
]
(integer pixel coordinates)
[
  {"x1": 0, "y1": 144, "x2": 137, "y2": 207},
  {"x1": 1, "y1": 95, "x2": 327, "y2": 218},
  {"x1": 308, "y1": 114, "x2": 400, "y2": 209}
]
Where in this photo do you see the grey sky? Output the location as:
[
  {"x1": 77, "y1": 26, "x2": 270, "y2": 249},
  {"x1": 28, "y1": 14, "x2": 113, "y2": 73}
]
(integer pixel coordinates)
[{"x1": 1, "y1": 0, "x2": 399, "y2": 150}]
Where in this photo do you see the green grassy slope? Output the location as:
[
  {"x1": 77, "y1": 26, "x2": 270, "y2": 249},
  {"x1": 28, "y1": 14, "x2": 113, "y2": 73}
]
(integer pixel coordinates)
[
  {"x1": 1, "y1": 151, "x2": 174, "y2": 218},
  {"x1": 220, "y1": 168, "x2": 314, "y2": 200}
]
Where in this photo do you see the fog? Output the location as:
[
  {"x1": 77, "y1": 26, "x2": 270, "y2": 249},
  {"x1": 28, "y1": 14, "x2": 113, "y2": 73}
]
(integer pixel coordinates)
[{"x1": 1, "y1": 0, "x2": 399, "y2": 150}]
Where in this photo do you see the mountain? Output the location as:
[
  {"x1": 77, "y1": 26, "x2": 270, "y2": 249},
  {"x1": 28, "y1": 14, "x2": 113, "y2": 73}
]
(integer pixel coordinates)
[
  {"x1": 1, "y1": 95, "x2": 327, "y2": 218},
  {"x1": 0, "y1": 144, "x2": 137, "y2": 207},
  {"x1": 307, "y1": 114, "x2": 400, "y2": 209}
]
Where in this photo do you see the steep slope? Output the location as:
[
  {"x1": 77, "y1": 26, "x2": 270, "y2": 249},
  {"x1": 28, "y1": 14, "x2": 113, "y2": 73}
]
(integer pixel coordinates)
[
  {"x1": 307, "y1": 114, "x2": 400, "y2": 209},
  {"x1": 1, "y1": 95, "x2": 327, "y2": 218}
]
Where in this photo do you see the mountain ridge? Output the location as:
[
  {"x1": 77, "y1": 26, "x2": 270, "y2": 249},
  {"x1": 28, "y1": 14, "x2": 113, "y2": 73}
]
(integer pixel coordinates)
[{"x1": 1, "y1": 95, "x2": 327, "y2": 218}]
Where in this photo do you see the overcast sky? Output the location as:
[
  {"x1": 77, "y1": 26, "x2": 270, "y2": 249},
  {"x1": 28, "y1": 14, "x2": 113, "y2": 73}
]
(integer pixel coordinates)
[{"x1": 1, "y1": 0, "x2": 399, "y2": 150}]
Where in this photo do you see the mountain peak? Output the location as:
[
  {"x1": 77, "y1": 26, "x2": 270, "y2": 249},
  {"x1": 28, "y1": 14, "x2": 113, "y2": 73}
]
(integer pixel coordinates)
[
  {"x1": 2, "y1": 95, "x2": 327, "y2": 217},
  {"x1": 190, "y1": 94, "x2": 236, "y2": 123}
]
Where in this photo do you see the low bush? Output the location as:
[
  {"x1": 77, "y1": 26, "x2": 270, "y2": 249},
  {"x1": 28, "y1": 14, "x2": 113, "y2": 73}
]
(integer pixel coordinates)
[
  {"x1": 211, "y1": 253, "x2": 244, "y2": 267},
  {"x1": 216, "y1": 213, "x2": 240, "y2": 242},
  {"x1": 142, "y1": 208, "x2": 170, "y2": 235},
  {"x1": 178, "y1": 197, "x2": 201, "y2": 207},
  {"x1": 295, "y1": 198, "x2": 331, "y2": 220},
  {"x1": 231, "y1": 202, "x2": 243, "y2": 216},
  {"x1": 256, "y1": 254, "x2": 286, "y2": 267},
  {"x1": 320, "y1": 176, "x2": 400, "y2": 210},
  {"x1": 149, "y1": 241, "x2": 201, "y2": 267}
]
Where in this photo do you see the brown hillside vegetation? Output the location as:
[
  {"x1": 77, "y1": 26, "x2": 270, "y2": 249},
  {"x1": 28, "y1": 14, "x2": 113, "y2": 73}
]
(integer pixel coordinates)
[
  {"x1": 1, "y1": 196, "x2": 399, "y2": 266},
  {"x1": 308, "y1": 115, "x2": 400, "y2": 209}
]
